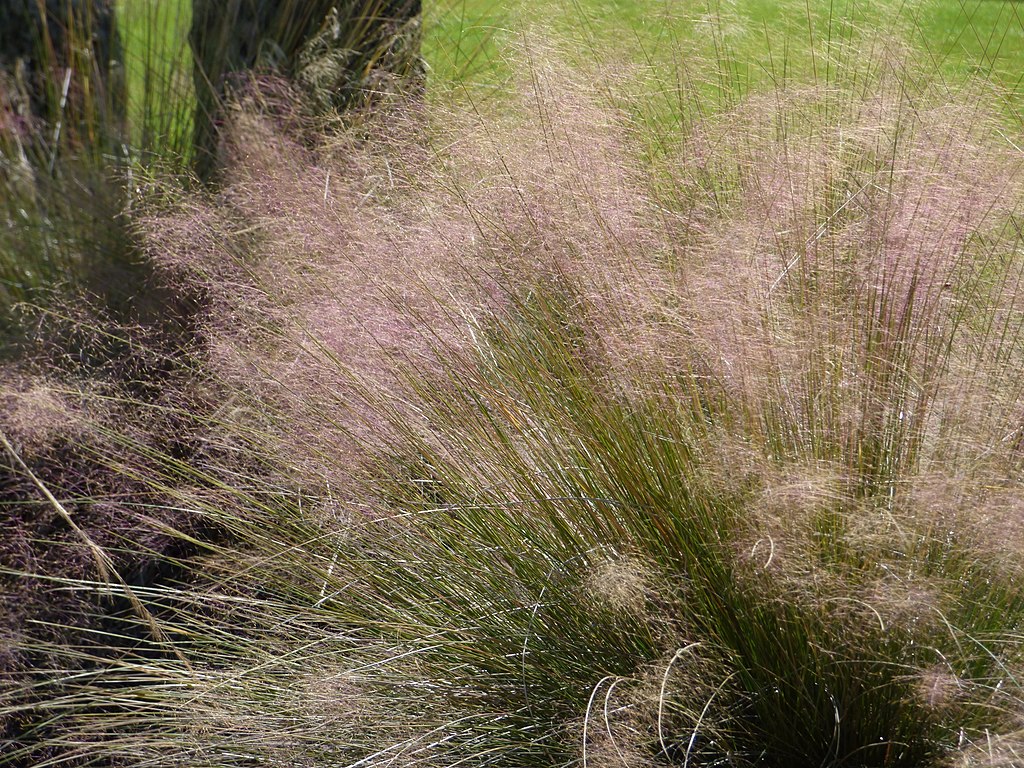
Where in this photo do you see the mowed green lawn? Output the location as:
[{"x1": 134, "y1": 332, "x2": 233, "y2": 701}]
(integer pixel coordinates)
[
  {"x1": 114, "y1": 0, "x2": 1024, "y2": 153},
  {"x1": 425, "y1": 0, "x2": 1024, "y2": 115}
]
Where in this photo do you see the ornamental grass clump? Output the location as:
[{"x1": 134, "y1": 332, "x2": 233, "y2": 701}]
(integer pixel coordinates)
[{"x1": 5, "y1": 29, "x2": 1024, "y2": 768}]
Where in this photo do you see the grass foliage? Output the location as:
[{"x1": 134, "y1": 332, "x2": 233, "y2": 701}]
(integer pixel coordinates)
[
  {"x1": 0, "y1": 0, "x2": 421, "y2": 344},
  {"x1": 4, "y1": 2, "x2": 1024, "y2": 767}
]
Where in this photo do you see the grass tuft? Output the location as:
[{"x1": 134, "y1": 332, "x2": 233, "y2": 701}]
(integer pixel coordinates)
[{"x1": 5, "y1": 3, "x2": 1024, "y2": 767}]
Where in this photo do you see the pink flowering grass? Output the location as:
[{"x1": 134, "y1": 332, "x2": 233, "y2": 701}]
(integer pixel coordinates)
[{"x1": 6, "y1": 29, "x2": 1024, "y2": 768}]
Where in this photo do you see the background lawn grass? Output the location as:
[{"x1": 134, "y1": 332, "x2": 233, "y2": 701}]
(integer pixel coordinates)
[{"x1": 425, "y1": 0, "x2": 1024, "y2": 123}]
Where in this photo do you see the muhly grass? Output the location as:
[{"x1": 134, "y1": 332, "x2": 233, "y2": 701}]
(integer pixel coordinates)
[
  {"x1": 0, "y1": 0, "x2": 424, "y2": 347},
  {"x1": 5, "y1": 31, "x2": 1024, "y2": 768}
]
